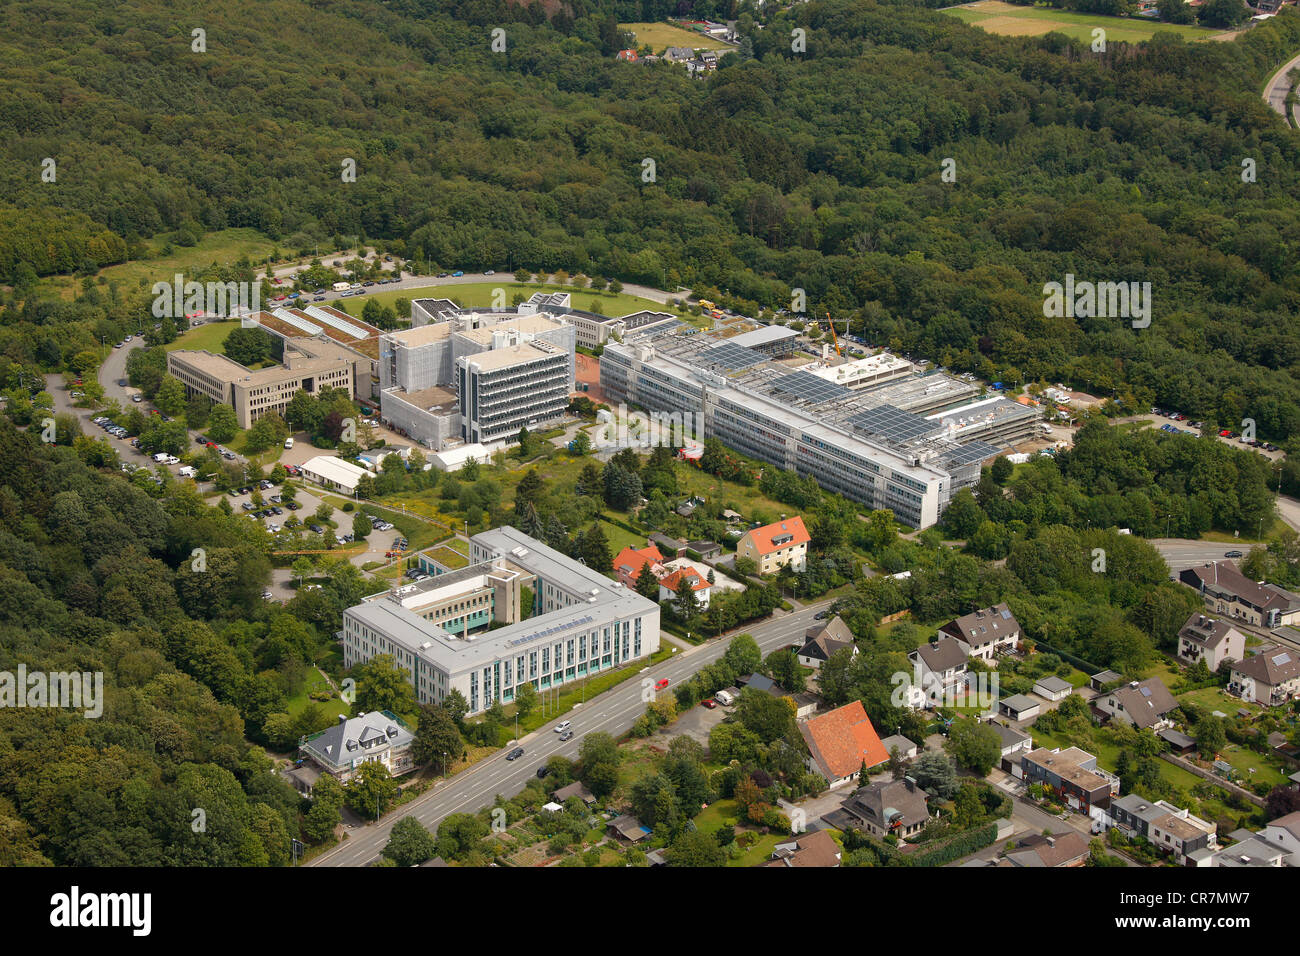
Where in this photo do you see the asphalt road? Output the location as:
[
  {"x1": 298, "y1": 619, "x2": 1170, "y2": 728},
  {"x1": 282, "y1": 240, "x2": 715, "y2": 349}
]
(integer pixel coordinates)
[
  {"x1": 1149, "y1": 538, "x2": 1252, "y2": 574},
  {"x1": 1263, "y1": 50, "x2": 1300, "y2": 127},
  {"x1": 306, "y1": 601, "x2": 830, "y2": 867}
]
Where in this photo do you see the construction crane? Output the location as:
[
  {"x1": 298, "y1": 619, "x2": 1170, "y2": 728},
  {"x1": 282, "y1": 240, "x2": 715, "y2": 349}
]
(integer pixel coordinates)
[{"x1": 825, "y1": 312, "x2": 844, "y2": 357}]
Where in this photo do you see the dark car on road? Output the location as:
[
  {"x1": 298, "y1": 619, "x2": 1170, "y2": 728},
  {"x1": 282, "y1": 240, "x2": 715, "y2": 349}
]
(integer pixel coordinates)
[
  {"x1": 505, "y1": 747, "x2": 524, "y2": 761},
  {"x1": 559, "y1": 730, "x2": 574, "y2": 741},
  {"x1": 536, "y1": 765, "x2": 551, "y2": 779},
  {"x1": 1224, "y1": 550, "x2": 1244, "y2": 559}
]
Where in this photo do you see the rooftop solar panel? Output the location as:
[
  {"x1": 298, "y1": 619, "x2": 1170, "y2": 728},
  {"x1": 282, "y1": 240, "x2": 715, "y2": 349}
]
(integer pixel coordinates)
[
  {"x1": 770, "y1": 370, "x2": 854, "y2": 405},
  {"x1": 699, "y1": 342, "x2": 764, "y2": 370},
  {"x1": 944, "y1": 441, "x2": 1003, "y2": 466},
  {"x1": 847, "y1": 404, "x2": 937, "y2": 443}
]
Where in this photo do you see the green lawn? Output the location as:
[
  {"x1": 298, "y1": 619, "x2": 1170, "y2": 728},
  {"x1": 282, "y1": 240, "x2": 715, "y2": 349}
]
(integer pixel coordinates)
[
  {"x1": 944, "y1": 2, "x2": 1227, "y2": 44},
  {"x1": 1030, "y1": 726, "x2": 1203, "y2": 791},
  {"x1": 691, "y1": 799, "x2": 790, "y2": 866},
  {"x1": 164, "y1": 318, "x2": 242, "y2": 354},
  {"x1": 598, "y1": 517, "x2": 648, "y2": 555},
  {"x1": 1176, "y1": 686, "x2": 1262, "y2": 717},
  {"x1": 333, "y1": 280, "x2": 670, "y2": 322},
  {"x1": 619, "y1": 20, "x2": 732, "y2": 53},
  {"x1": 1214, "y1": 743, "x2": 1289, "y2": 788},
  {"x1": 284, "y1": 667, "x2": 344, "y2": 718},
  {"x1": 40, "y1": 227, "x2": 285, "y2": 300}
]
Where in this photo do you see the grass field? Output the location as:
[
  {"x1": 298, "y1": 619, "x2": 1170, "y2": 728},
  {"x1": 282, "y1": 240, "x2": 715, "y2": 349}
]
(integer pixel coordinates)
[
  {"x1": 163, "y1": 318, "x2": 241, "y2": 354},
  {"x1": 41, "y1": 228, "x2": 282, "y2": 300},
  {"x1": 944, "y1": 2, "x2": 1226, "y2": 43},
  {"x1": 332, "y1": 281, "x2": 669, "y2": 322},
  {"x1": 619, "y1": 21, "x2": 731, "y2": 53}
]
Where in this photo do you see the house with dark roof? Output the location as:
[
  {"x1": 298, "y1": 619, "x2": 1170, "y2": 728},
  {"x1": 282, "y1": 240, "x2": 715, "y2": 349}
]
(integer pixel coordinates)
[
  {"x1": 736, "y1": 516, "x2": 809, "y2": 574},
  {"x1": 907, "y1": 636, "x2": 969, "y2": 707},
  {"x1": 1005, "y1": 831, "x2": 1089, "y2": 867},
  {"x1": 552, "y1": 781, "x2": 596, "y2": 806},
  {"x1": 297, "y1": 711, "x2": 415, "y2": 790},
  {"x1": 1022, "y1": 746, "x2": 1119, "y2": 812},
  {"x1": 798, "y1": 700, "x2": 890, "y2": 788},
  {"x1": 1228, "y1": 645, "x2": 1300, "y2": 706},
  {"x1": 1090, "y1": 669, "x2": 1124, "y2": 692},
  {"x1": 797, "y1": 616, "x2": 857, "y2": 669},
  {"x1": 938, "y1": 603, "x2": 1021, "y2": 662},
  {"x1": 1179, "y1": 561, "x2": 1300, "y2": 629},
  {"x1": 998, "y1": 693, "x2": 1041, "y2": 722},
  {"x1": 608, "y1": 815, "x2": 652, "y2": 843},
  {"x1": 1176, "y1": 613, "x2": 1246, "y2": 671},
  {"x1": 834, "y1": 777, "x2": 931, "y2": 838},
  {"x1": 1096, "y1": 678, "x2": 1178, "y2": 731},
  {"x1": 987, "y1": 720, "x2": 1032, "y2": 771},
  {"x1": 879, "y1": 734, "x2": 919, "y2": 760},
  {"x1": 762, "y1": 829, "x2": 842, "y2": 867}
]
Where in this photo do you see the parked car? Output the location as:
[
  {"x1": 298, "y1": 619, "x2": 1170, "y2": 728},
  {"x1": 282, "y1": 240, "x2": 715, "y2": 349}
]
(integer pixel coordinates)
[
  {"x1": 701, "y1": 699, "x2": 717, "y2": 709},
  {"x1": 452, "y1": 270, "x2": 464, "y2": 277}
]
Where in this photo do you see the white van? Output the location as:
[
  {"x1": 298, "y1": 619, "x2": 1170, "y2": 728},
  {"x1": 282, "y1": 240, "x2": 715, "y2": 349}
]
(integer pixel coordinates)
[
  {"x1": 331, "y1": 281, "x2": 350, "y2": 292},
  {"x1": 714, "y1": 690, "x2": 735, "y2": 707},
  {"x1": 284, "y1": 437, "x2": 294, "y2": 449},
  {"x1": 177, "y1": 465, "x2": 196, "y2": 478},
  {"x1": 163, "y1": 455, "x2": 180, "y2": 466},
  {"x1": 152, "y1": 452, "x2": 168, "y2": 463}
]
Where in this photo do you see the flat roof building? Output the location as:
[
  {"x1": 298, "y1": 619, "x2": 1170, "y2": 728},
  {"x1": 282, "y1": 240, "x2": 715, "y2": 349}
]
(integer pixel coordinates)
[
  {"x1": 342, "y1": 527, "x2": 660, "y2": 716},
  {"x1": 168, "y1": 339, "x2": 355, "y2": 430},
  {"x1": 598, "y1": 327, "x2": 1013, "y2": 529}
]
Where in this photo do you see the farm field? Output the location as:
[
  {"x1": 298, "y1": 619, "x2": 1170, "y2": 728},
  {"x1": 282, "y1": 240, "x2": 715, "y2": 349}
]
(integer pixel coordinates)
[
  {"x1": 943, "y1": 2, "x2": 1227, "y2": 43},
  {"x1": 619, "y1": 21, "x2": 731, "y2": 52}
]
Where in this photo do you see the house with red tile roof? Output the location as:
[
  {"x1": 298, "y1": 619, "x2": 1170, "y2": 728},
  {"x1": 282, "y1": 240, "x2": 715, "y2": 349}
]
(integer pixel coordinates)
[
  {"x1": 613, "y1": 545, "x2": 665, "y2": 588},
  {"x1": 736, "y1": 516, "x2": 810, "y2": 575},
  {"x1": 658, "y1": 566, "x2": 712, "y2": 608},
  {"x1": 798, "y1": 700, "x2": 890, "y2": 789}
]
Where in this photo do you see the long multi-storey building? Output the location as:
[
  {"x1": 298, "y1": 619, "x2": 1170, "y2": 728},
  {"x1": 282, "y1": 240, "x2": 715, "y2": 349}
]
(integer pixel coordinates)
[
  {"x1": 599, "y1": 327, "x2": 1022, "y2": 529},
  {"x1": 168, "y1": 338, "x2": 355, "y2": 429},
  {"x1": 342, "y1": 527, "x2": 660, "y2": 716}
]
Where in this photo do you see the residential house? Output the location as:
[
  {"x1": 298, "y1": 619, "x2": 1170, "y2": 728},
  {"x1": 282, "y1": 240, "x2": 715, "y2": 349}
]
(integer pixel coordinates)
[
  {"x1": 1096, "y1": 678, "x2": 1178, "y2": 731},
  {"x1": 736, "y1": 517, "x2": 810, "y2": 574},
  {"x1": 1033, "y1": 675, "x2": 1073, "y2": 701},
  {"x1": 1005, "y1": 831, "x2": 1090, "y2": 868},
  {"x1": 797, "y1": 616, "x2": 857, "y2": 669},
  {"x1": 615, "y1": 48, "x2": 638, "y2": 61},
  {"x1": 297, "y1": 712, "x2": 415, "y2": 790},
  {"x1": 1179, "y1": 561, "x2": 1300, "y2": 628},
  {"x1": 658, "y1": 566, "x2": 712, "y2": 609},
  {"x1": 998, "y1": 693, "x2": 1041, "y2": 722},
  {"x1": 834, "y1": 777, "x2": 931, "y2": 838},
  {"x1": 1228, "y1": 645, "x2": 1300, "y2": 706},
  {"x1": 1262, "y1": 811, "x2": 1300, "y2": 866},
  {"x1": 938, "y1": 603, "x2": 1021, "y2": 662},
  {"x1": 798, "y1": 700, "x2": 890, "y2": 789},
  {"x1": 762, "y1": 829, "x2": 841, "y2": 868},
  {"x1": 907, "y1": 636, "x2": 969, "y2": 707},
  {"x1": 1109, "y1": 795, "x2": 1217, "y2": 865},
  {"x1": 663, "y1": 46, "x2": 695, "y2": 64},
  {"x1": 1208, "y1": 828, "x2": 1291, "y2": 867},
  {"x1": 1176, "y1": 613, "x2": 1246, "y2": 670},
  {"x1": 1021, "y1": 746, "x2": 1119, "y2": 812},
  {"x1": 988, "y1": 720, "x2": 1032, "y2": 773},
  {"x1": 613, "y1": 544, "x2": 665, "y2": 588}
]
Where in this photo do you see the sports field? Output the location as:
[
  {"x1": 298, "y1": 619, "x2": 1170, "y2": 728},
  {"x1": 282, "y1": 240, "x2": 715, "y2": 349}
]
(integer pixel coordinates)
[
  {"x1": 944, "y1": 2, "x2": 1227, "y2": 43},
  {"x1": 619, "y1": 21, "x2": 730, "y2": 53}
]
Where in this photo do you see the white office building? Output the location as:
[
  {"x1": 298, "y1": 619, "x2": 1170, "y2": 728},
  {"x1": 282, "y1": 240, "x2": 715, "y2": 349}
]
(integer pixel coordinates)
[{"x1": 342, "y1": 527, "x2": 661, "y2": 715}]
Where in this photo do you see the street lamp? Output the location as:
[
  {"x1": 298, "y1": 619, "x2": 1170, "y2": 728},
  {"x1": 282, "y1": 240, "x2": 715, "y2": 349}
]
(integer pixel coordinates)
[{"x1": 442, "y1": 751, "x2": 447, "y2": 779}]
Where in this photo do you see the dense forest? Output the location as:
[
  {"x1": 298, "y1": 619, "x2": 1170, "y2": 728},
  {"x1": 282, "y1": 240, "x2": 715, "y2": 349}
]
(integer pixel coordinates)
[{"x1": 1, "y1": 0, "x2": 1300, "y2": 447}]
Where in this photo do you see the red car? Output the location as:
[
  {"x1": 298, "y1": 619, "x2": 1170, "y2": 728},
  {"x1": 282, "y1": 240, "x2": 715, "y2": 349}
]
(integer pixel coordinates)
[
  {"x1": 701, "y1": 699, "x2": 716, "y2": 709},
  {"x1": 1219, "y1": 429, "x2": 1232, "y2": 437},
  {"x1": 655, "y1": 678, "x2": 669, "y2": 691}
]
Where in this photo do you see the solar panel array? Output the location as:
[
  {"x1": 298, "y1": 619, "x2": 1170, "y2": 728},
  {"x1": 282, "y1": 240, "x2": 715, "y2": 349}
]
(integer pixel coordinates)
[
  {"x1": 699, "y1": 342, "x2": 764, "y2": 370},
  {"x1": 944, "y1": 441, "x2": 1003, "y2": 465},
  {"x1": 304, "y1": 305, "x2": 370, "y2": 339},
  {"x1": 507, "y1": 614, "x2": 595, "y2": 648},
  {"x1": 770, "y1": 370, "x2": 853, "y2": 405},
  {"x1": 847, "y1": 404, "x2": 937, "y2": 443},
  {"x1": 271, "y1": 308, "x2": 322, "y2": 335}
]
